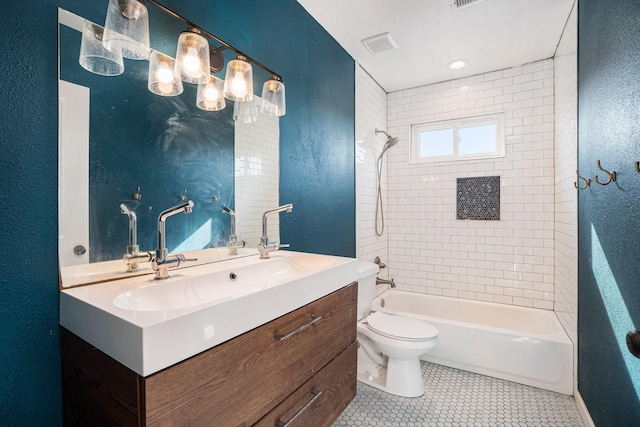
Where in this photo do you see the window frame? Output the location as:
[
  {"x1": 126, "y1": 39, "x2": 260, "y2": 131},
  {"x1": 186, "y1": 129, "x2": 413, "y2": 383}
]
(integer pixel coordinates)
[{"x1": 410, "y1": 113, "x2": 506, "y2": 164}]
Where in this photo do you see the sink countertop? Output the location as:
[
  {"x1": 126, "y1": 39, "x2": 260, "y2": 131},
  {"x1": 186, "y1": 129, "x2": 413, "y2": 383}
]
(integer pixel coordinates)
[{"x1": 60, "y1": 250, "x2": 358, "y2": 376}]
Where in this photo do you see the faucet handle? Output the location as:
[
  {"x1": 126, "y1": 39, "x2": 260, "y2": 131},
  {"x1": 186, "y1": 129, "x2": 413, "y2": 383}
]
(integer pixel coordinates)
[
  {"x1": 152, "y1": 253, "x2": 198, "y2": 273},
  {"x1": 173, "y1": 253, "x2": 198, "y2": 264},
  {"x1": 258, "y1": 242, "x2": 289, "y2": 259}
]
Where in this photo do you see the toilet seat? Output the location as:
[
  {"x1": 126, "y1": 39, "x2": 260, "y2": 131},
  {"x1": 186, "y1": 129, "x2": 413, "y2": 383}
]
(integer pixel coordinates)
[{"x1": 366, "y1": 311, "x2": 438, "y2": 341}]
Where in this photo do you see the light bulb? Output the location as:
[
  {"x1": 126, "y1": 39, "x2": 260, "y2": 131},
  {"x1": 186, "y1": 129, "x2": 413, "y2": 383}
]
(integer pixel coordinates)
[
  {"x1": 204, "y1": 85, "x2": 219, "y2": 101},
  {"x1": 156, "y1": 63, "x2": 174, "y2": 84},
  {"x1": 231, "y1": 71, "x2": 247, "y2": 97},
  {"x1": 183, "y1": 47, "x2": 201, "y2": 78}
]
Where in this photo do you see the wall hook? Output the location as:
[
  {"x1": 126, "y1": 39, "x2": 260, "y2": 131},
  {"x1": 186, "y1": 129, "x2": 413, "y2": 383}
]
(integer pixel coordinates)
[
  {"x1": 133, "y1": 187, "x2": 142, "y2": 200},
  {"x1": 594, "y1": 160, "x2": 616, "y2": 186},
  {"x1": 635, "y1": 161, "x2": 640, "y2": 175},
  {"x1": 574, "y1": 170, "x2": 590, "y2": 190}
]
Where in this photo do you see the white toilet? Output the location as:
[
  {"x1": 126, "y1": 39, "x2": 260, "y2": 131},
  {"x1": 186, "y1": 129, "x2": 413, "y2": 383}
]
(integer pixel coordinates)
[{"x1": 357, "y1": 261, "x2": 438, "y2": 397}]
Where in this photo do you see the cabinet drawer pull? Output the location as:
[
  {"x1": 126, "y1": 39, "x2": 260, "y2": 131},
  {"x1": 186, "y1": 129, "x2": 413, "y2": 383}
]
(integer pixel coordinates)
[
  {"x1": 274, "y1": 314, "x2": 322, "y2": 341},
  {"x1": 274, "y1": 388, "x2": 322, "y2": 427}
]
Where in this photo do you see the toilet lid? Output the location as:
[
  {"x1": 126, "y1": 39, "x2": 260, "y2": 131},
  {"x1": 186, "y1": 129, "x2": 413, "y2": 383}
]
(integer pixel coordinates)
[{"x1": 367, "y1": 311, "x2": 438, "y2": 341}]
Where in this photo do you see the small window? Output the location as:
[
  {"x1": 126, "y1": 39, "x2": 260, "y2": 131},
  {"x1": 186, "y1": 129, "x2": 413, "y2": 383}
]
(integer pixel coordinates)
[{"x1": 411, "y1": 113, "x2": 505, "y2": 163}]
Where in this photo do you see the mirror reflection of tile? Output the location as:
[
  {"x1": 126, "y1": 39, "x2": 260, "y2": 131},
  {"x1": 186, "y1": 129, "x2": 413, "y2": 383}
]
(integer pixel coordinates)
[{"x1": 456, "y1": 176, "x2": 500, "y2": 221}]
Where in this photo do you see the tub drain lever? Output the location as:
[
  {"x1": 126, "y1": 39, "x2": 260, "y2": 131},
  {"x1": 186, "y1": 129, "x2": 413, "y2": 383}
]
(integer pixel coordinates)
[{"x1": 373, "y1": 256, "x2": 387, "y2": 269}]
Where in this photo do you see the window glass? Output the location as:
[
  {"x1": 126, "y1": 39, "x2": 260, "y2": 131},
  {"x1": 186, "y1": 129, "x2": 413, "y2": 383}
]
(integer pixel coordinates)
[
  {"x1": 420, "y1": 128, "x2": 454, "y2": 157},
  {"x1": 459, "y1": 124, "x2": 496, "y2": 156},
  {"x1": 411, "y1": 113, "x2": 505, "y2": 163}
]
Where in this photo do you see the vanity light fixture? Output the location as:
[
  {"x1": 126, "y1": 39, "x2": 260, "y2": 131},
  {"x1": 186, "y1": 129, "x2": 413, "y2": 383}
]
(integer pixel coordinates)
[
  {"x1": 223, "y1": 55, "x2": 254, "y2": 102},
  {"x1": 148, "y1": 50, "x2": 183, "y2": 96},
  {"x1": 196, "y1": 75, "x2": 226, "y2": 111},
  {"x1": 260, "y1": 75, "x2": 286, "y2": 117},
  {"x1": 79, "y1": 21, "x2": 124, "y2": 76},
  {"x1": 175, "y1": 28, "x2": 210, "y2": 84},
  {"x1": 84, "y1": 0, "x2": 286, "y2": 115},
  {"x1": 102, "y1": 0, "x2": 150, "y2": 60},
  {"x1": 233, "y1": 99, "x2": 258, "y2": 124}
]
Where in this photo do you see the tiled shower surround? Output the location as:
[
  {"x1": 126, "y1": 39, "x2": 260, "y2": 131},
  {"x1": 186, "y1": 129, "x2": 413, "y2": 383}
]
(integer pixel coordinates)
[
  {"x1": 355, "y1": 65, "x2": 390, "y2": 272},
  {"x1": 385, "y1": 59, "x2": 556, "y2": 309},
  {"x1": 552, "y1": 4, "x2": 578, "y2": 387}
]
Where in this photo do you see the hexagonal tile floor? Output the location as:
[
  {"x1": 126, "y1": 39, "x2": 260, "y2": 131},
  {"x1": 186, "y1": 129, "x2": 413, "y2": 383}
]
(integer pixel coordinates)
[{"x1": 333, "y1": 362, "x2": 584, "y2": 426}]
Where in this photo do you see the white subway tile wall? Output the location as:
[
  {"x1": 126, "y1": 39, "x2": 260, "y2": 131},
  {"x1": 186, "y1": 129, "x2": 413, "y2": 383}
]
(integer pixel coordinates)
[
  {"x1": 355, "y1": 64, "x2": 390, "y2": 276},
  {"x1": 553, "y1": 4, "x2": 578, "y2": 390},
  {"x1": 386, "y1": 59, "x2": 556, "y2": 309},
  {"x1": 235, "y1": 110, "x2": 280, "y2": 248}
]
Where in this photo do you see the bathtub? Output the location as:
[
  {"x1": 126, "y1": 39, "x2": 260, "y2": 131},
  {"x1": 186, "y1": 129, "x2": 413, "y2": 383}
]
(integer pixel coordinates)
[{"x1": 371, "y1": 289, "x2": 573, "y2": 395}]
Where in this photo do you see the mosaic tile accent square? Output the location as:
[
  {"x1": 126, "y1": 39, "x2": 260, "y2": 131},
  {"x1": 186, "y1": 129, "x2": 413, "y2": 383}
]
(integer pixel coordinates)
[{"x1": 456, "y1": 176, "x2": 500, "y2": 221}]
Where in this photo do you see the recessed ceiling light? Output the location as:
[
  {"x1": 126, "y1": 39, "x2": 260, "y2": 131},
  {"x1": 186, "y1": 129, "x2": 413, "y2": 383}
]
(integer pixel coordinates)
[{"x1": 448, "y1": 59, "x2": 468, "y2": 70}]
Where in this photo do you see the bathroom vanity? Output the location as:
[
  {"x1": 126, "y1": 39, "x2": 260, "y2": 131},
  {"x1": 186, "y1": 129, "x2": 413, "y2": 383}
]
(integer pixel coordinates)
[{"x1": 60, "y1": 251, "x2": 358, "y2": 426}]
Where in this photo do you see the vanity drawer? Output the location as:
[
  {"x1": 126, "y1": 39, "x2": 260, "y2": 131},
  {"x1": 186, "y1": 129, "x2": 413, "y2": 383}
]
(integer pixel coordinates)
[
  {"x1": 254, "y1": 341, "x2": 357, "y2": 427},
  {"x1": 143, "y1": 282, "x2": 357, "y2": 426}
]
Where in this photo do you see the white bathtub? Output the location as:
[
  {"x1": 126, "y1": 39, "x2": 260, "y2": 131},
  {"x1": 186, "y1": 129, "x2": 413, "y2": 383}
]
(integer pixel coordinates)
[{"x1": 371, "y1": 289, "x2": 573, "y2": 395}]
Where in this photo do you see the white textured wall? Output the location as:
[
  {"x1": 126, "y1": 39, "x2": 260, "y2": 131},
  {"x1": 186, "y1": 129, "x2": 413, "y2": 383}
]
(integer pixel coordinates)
[
  {"x1": 355, "y1": 64, "x2": 390, "y2": 275},
  {"x1": 553, "y1": 3, "x2": 578, "y2": 390},
  {"x1": 386, "y1": 59, "x2": 556, "y2": 309}
]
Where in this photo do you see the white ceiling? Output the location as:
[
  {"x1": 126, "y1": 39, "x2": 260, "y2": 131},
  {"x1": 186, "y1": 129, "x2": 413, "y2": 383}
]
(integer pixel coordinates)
[{"x1": 297, "y1": 0, "x2": 575, "y2": 93}]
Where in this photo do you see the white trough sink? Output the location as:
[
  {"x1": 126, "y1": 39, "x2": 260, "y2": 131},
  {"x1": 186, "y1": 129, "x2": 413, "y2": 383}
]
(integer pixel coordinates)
[{"x1": 60, "y1": 250, "x2": 357, "y2": 376}]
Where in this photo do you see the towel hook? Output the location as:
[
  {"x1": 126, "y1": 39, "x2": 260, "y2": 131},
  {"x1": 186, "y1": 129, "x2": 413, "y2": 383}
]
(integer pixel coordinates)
[
  {"x1": 574, "y1": 170, "x2": 590, "y2": 190},
  {"x1": 594, "y1": 160, "x2": 616, "y2": 186},
  {"x1": 635, "y1": 161, "x2": 640, "y2": 174}
]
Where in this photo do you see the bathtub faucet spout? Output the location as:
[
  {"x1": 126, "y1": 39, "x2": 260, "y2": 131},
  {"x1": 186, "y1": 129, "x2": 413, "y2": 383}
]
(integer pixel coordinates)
[{"x1": 376, "y1": 277, "x2": 396, "y2": 288}]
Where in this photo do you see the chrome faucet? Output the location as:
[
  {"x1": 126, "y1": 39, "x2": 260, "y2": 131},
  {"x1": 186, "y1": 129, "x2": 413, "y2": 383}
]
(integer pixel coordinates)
[
  {"x1": 258, "y1": 203, "x2": 293, "y2": 259},
  {"x1": 222, "y1": 206, "x2": 245, "y2": 255},
  {"x1": 151, "y1": 200, "x2": 197, "y2": 279},
  {"x1": 376, "y1": 277, "x2": 396, "y2": 288},
  {"x1": 120, "y1": 203, "x2": 152, "y2": 271},
  {"x1": 373, "y1": 256, "x2": 395, "y2": 287}
]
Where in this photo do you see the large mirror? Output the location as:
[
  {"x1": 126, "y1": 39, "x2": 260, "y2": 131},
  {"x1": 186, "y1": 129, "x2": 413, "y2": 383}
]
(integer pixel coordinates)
[{"x1": 58, "y1": 8, "x2": 280, "y2": 287}]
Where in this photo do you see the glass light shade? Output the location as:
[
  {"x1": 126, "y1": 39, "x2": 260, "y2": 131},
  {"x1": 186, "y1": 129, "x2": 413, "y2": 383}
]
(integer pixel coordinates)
[
  {"x1": 223, "y1": 56, "x2": 254, "y2": 102},
  {"x1": 233, "y1": 99, "x2": 258, "y2": 124},
  {"x1": 148, "y1": 51, "x2": 183, "y2": 96},
  {"x1": 103, "y1": 0, "x2": 150, "y2": 60},
  {"x1": 196, "y1": 76, "x2": 226, "y2": 111},
  {"x1": 79, "y1": 21, "x2": 124, "y2": 76},
  {"x1": 260, "y1": 76, "x2": 286, "y2": 116},
  {"x1": 175, "y1": 30, "x2": 210, "y2": 84}
]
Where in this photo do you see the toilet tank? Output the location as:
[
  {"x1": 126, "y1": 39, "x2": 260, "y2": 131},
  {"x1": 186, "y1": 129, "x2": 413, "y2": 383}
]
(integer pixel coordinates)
[{"x1": 357, "y1": 261, "x2": 379, "y2": 320}]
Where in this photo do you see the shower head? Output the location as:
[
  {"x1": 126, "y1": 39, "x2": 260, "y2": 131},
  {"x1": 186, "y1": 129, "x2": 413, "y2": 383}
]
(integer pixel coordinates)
[
  {"x1": 376, "y1": 128, "x2": 399, "y2": 146},
  {"x1": 375, "y1": 129, "x2": 399, "y2": 157},
  {"x1": 375, "y1": 128, "x2": 391, "y2": 138}
]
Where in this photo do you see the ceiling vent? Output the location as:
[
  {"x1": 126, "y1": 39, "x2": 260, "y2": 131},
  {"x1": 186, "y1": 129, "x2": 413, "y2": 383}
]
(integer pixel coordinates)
[
  {"x1": 450, "y1": 0, "x2": 487, "y2": 11},
  {"x1": 361, "y1": 33, "x2": 397, "y2": 54}
]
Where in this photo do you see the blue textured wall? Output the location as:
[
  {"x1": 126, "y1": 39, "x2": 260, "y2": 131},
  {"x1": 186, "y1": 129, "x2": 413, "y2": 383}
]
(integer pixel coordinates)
[
  {"x1": 578, "y1": 0, "x2": 640, "y2": 424},
  {"x1": 0, "y1": 0, "x2": 354, "y2": 424}
]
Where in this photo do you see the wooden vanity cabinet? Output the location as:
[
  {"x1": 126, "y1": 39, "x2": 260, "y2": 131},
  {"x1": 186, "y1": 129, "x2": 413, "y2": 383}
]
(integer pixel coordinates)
[{"x1": 61, "y1": 282, "x2": 358, "y2": 426}]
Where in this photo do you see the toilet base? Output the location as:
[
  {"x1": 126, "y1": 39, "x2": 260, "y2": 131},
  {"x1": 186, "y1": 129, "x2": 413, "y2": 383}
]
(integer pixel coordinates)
[{"x1": 357, "y1": 346, "x2": 425, "y2": 397}]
